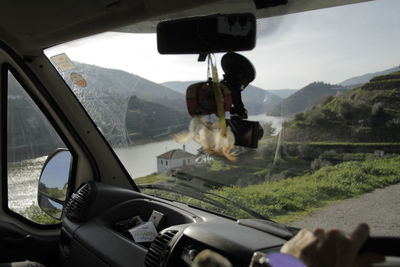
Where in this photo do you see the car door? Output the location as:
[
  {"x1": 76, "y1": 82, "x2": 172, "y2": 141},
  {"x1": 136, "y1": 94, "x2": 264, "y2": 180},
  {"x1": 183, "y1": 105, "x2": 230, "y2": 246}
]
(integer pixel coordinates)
[{"x1": 0, "y1": 44, "x2": 77, "y2": 266}]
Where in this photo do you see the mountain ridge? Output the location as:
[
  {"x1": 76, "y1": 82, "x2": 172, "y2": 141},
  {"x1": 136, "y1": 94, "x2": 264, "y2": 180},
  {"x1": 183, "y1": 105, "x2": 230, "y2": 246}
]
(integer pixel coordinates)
[
  {"x1": 268, "y1": 82, "x2": 347, "y2": 116},
  {"x1": 285, "y1": 71, "x2": 400, "y2": 142},
  {"x1": 339, "y1": 66, "x2": 399, "y2": 87}
]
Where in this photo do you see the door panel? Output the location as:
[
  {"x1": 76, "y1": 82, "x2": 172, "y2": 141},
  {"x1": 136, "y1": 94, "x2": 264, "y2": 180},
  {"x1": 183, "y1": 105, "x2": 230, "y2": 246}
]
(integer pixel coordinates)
[{"x1": 0, "y1": 221, "x2": 59, "y2": 265}]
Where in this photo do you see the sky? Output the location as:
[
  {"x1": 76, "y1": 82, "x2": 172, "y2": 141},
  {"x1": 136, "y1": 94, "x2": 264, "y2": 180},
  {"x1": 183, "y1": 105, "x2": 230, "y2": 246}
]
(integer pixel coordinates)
[{"x1": 45, "y1": 0, "x2": 400, "y2": 90}]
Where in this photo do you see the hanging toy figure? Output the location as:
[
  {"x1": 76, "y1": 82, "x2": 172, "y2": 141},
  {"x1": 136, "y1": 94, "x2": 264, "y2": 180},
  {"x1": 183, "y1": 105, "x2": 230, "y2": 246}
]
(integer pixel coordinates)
[
  {"x1": 175, "y1": 116, "x2": 237, "y2": 161},
  {"x1": 175, "y1": 54, "x2": 237, "y2": 161},
  {"x1": 175, "y1": 52, "x2": 259, "y2": 161}
]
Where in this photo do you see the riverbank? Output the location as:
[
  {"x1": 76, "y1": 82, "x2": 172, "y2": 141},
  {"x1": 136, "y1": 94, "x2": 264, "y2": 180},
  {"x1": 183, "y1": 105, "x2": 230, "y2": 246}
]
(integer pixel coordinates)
[{"x1": 115, "y1": 114, "x2": 284, "y2": 179}]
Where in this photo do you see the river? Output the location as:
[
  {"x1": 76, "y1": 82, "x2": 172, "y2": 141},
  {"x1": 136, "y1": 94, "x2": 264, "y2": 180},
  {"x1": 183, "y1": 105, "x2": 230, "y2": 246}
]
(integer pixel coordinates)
[{"x1": 115, "y1": 115, "x2": 284, "y2": 179}]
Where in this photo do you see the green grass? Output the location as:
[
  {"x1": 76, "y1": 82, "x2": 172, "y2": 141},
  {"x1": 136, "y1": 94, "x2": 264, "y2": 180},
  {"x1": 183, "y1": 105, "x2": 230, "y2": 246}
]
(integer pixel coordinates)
[{"x1": 199, "y1": 156, "x2": 400, "y2": 223}]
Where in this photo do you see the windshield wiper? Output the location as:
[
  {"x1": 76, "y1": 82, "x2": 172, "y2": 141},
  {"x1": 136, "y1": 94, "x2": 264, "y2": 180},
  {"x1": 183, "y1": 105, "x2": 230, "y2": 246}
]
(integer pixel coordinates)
[
  {"x1": 137, "y1": 181, "x2": 268, "y2": 221},
  {"x1": 170, "y1": 171, "x2": 271, "y2": 220},
  {"x1": 168, "y1": 172, "x2": 298, "y2": 238},
  {"x1": 139, "y1": 183, "x2": 229, "y2": 210}
]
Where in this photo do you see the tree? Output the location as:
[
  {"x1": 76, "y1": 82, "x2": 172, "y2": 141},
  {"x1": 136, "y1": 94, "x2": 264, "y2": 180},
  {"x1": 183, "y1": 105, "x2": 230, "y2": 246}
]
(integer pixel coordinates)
[
  {"x1": 371, "y1": 102, "x2": 385, "y2": 117},
  {"x1": 320, "y1": 95, "x2": 335, "y2": 106},
  {"x1": 339, "y1": 101, "x2": 356, "y2": 120},
  {"x1": 308, "y1": 110, "x2": 325, "y2": 125},
  {"x1": 321, "y1": 108, "x2": 338, "y2": 122},
  {"x1": 294, "y1": 112, "x2": 305, "y2": 121}
]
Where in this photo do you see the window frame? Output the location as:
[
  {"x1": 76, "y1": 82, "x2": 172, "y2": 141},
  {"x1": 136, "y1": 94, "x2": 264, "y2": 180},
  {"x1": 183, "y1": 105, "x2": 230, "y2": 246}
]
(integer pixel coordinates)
[{"x1": 1, "y1": 63, "x2": 77, "y2": 229}]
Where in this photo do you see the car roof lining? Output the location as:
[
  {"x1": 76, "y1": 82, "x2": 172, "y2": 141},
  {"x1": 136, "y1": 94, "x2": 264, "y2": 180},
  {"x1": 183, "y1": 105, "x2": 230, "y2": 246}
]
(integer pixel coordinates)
[
  {"x1": 114, "y1": 0, "x2": 373, "y2": 34},
  {"x1": 0, "y1": 0, "x2": 373, "y2": 56}
]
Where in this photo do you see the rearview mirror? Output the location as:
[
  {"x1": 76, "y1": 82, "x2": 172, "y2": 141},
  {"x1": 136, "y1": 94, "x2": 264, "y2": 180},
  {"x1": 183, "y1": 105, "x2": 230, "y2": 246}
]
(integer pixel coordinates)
[
  {"x1": 38, "y1": 149, "x2": 72, "y2": 220},
  {"x1": 157, "y1": 13, "x2": 256, "y2": 55}
]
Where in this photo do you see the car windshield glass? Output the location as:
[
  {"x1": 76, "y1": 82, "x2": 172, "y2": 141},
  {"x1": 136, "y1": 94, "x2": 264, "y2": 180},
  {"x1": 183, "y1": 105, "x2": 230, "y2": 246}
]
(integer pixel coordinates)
[{"x1": 45, "y1": 0, "x2": 400, "y2": 235}]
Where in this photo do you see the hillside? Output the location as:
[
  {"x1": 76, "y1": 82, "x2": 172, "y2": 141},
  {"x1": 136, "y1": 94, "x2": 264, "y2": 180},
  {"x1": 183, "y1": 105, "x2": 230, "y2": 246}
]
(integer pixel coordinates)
[
  {"x1": 8, "y1": 62, "x2": 190, "y2": 156},
  {"x1": 8, "y1": 75, "x2": 64, "y2": 162},
  {"x1": 59, "y1": 63, "x2": 190, "y2": 145},
  {"x1": 125, "y1": 96, "x2": 188, "y2": 143},
  {"x1": 242, "y1": 84, "x2": 283, "y2": 114},
  {"x1": 161, "y1": 81, "x2": 199, "y2": 95},
  {"x1": 268, "y1": 82, "x2": 347, "y2": 116},
  {"x1": 267, "y1": 89, "x2": 297, "y2": 98},
  {"x1": 339, "y1": 66, "x2": 399, "y2": 88},
  {"x1": 162, "y1": 81, "x2": 283, "y2": 115},
  {"x1": 72, "y1": 63, "x2": 186, "y2": 112},
  {"x1": 284, "y1": 71, "x2": 400, "y2": 142}
]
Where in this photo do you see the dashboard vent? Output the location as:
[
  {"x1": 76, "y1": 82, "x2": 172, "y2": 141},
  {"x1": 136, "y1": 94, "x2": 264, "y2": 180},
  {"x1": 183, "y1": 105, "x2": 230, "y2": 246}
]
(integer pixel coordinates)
[
  {"x1": 144, "y1": 230, "x2": 178, "y2": 267},
  {"x1": 64, "y1": 182, "x2": 92, "y2": 222}
]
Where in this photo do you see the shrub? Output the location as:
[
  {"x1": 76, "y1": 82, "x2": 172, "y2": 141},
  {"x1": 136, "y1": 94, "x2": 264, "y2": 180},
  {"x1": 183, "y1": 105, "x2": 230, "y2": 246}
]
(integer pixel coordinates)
[
  {"x1": 307, "y1": 110, "x2": 325, "y2": 125},
  {"x1": 319, "y1": 150, "x2": 341, "y2": 161},
  {"x1": 297, "y1": 144, "x2": 321, "y2": 160},
  {"x1": 320, "y1": 95, "x2": 335, "y2": 105},
  {"x1": 294, "y1": 112, "x2": 305, "y2": 121},
  {"x1": 311, "y1": 158, "x2": 332, "y2": 171},
  {"x1": 21, "y1": 204, "x2": 60, "y2": 225},
  {"x1": 321, "y1": 108, "x2": 338, "y2": 121},
  {"x1": 371, "y1": 102, "x2": 385, "y2": 117},
  {"x1": 339, "y1": 101, "x2": 356, "y2": 120}
]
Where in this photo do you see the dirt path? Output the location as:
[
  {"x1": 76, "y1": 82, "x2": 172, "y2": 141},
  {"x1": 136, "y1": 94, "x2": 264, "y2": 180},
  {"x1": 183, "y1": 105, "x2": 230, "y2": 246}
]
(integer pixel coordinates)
[{"x1": 290, "y1": 183, "x2": 400, "y2": 236}]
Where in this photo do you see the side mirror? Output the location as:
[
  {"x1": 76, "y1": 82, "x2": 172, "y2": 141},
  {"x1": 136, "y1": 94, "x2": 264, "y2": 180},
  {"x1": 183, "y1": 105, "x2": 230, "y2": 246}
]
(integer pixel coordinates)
[{"x1": 37, "y1": 149, "x2": 72, "y2": 220}]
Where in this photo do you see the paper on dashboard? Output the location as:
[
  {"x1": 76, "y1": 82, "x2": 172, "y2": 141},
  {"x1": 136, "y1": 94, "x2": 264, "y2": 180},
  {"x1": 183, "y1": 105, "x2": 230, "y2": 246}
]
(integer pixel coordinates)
[{"x1": 127, "y1": 221, "x2": 158, "y2": 243}]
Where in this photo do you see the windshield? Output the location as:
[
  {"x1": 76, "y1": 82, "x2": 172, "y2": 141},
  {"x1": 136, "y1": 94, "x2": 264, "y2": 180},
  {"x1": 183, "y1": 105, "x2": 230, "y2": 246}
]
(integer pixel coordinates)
[{"x1": 45, "y1": 0, "x2": 400, "y2": 234}]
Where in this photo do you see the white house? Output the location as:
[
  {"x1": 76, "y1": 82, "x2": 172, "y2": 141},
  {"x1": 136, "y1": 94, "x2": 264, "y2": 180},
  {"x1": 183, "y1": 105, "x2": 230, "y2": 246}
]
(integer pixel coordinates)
[{"x1": 157, "y1": 149, "x2": 196, "y2": 174}]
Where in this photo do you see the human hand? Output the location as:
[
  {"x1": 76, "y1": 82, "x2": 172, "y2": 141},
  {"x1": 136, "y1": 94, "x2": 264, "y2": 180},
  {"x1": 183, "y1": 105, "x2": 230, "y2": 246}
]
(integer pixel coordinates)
[{"x1": 280, "y1": 224, "x2": 384, "y2": 267}]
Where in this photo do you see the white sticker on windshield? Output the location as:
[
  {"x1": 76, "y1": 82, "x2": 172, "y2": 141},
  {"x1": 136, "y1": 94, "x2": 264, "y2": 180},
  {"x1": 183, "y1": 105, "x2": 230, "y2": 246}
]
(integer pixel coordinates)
[{"x1": 50, "y1": 53, "x2": 75, "y2": 72}]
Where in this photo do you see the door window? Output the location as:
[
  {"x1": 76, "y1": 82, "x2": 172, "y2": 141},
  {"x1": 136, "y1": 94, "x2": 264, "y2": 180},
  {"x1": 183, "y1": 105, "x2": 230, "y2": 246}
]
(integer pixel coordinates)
[{"x1": 6, "y1": 70, "x2": 67, "y2": 225}]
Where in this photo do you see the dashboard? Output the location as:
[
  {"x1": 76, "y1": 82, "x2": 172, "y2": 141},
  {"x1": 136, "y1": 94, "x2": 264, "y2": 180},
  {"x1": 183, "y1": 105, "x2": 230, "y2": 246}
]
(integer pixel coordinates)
[{"x1": 60, "y1": 182, "x2": 293, "y2": 267}]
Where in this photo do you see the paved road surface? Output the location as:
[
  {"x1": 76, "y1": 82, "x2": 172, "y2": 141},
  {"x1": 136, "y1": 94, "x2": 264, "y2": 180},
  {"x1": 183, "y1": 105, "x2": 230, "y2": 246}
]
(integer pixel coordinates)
[{"x1": 291, "y1": 183, "x2": 400, "y2": 236}]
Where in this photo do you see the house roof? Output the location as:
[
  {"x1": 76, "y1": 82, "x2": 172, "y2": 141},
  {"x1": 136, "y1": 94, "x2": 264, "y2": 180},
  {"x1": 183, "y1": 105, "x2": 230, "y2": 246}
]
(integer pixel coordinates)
[{"x1": 157, "y1": 149, "x2": 195, "y2": 160}]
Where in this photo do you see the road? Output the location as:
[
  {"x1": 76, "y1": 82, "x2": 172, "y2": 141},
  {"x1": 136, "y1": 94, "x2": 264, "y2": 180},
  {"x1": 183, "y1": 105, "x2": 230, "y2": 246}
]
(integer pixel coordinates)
[{"x1": 290, "y1": 183, "x2": 400, "y2": 236}]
